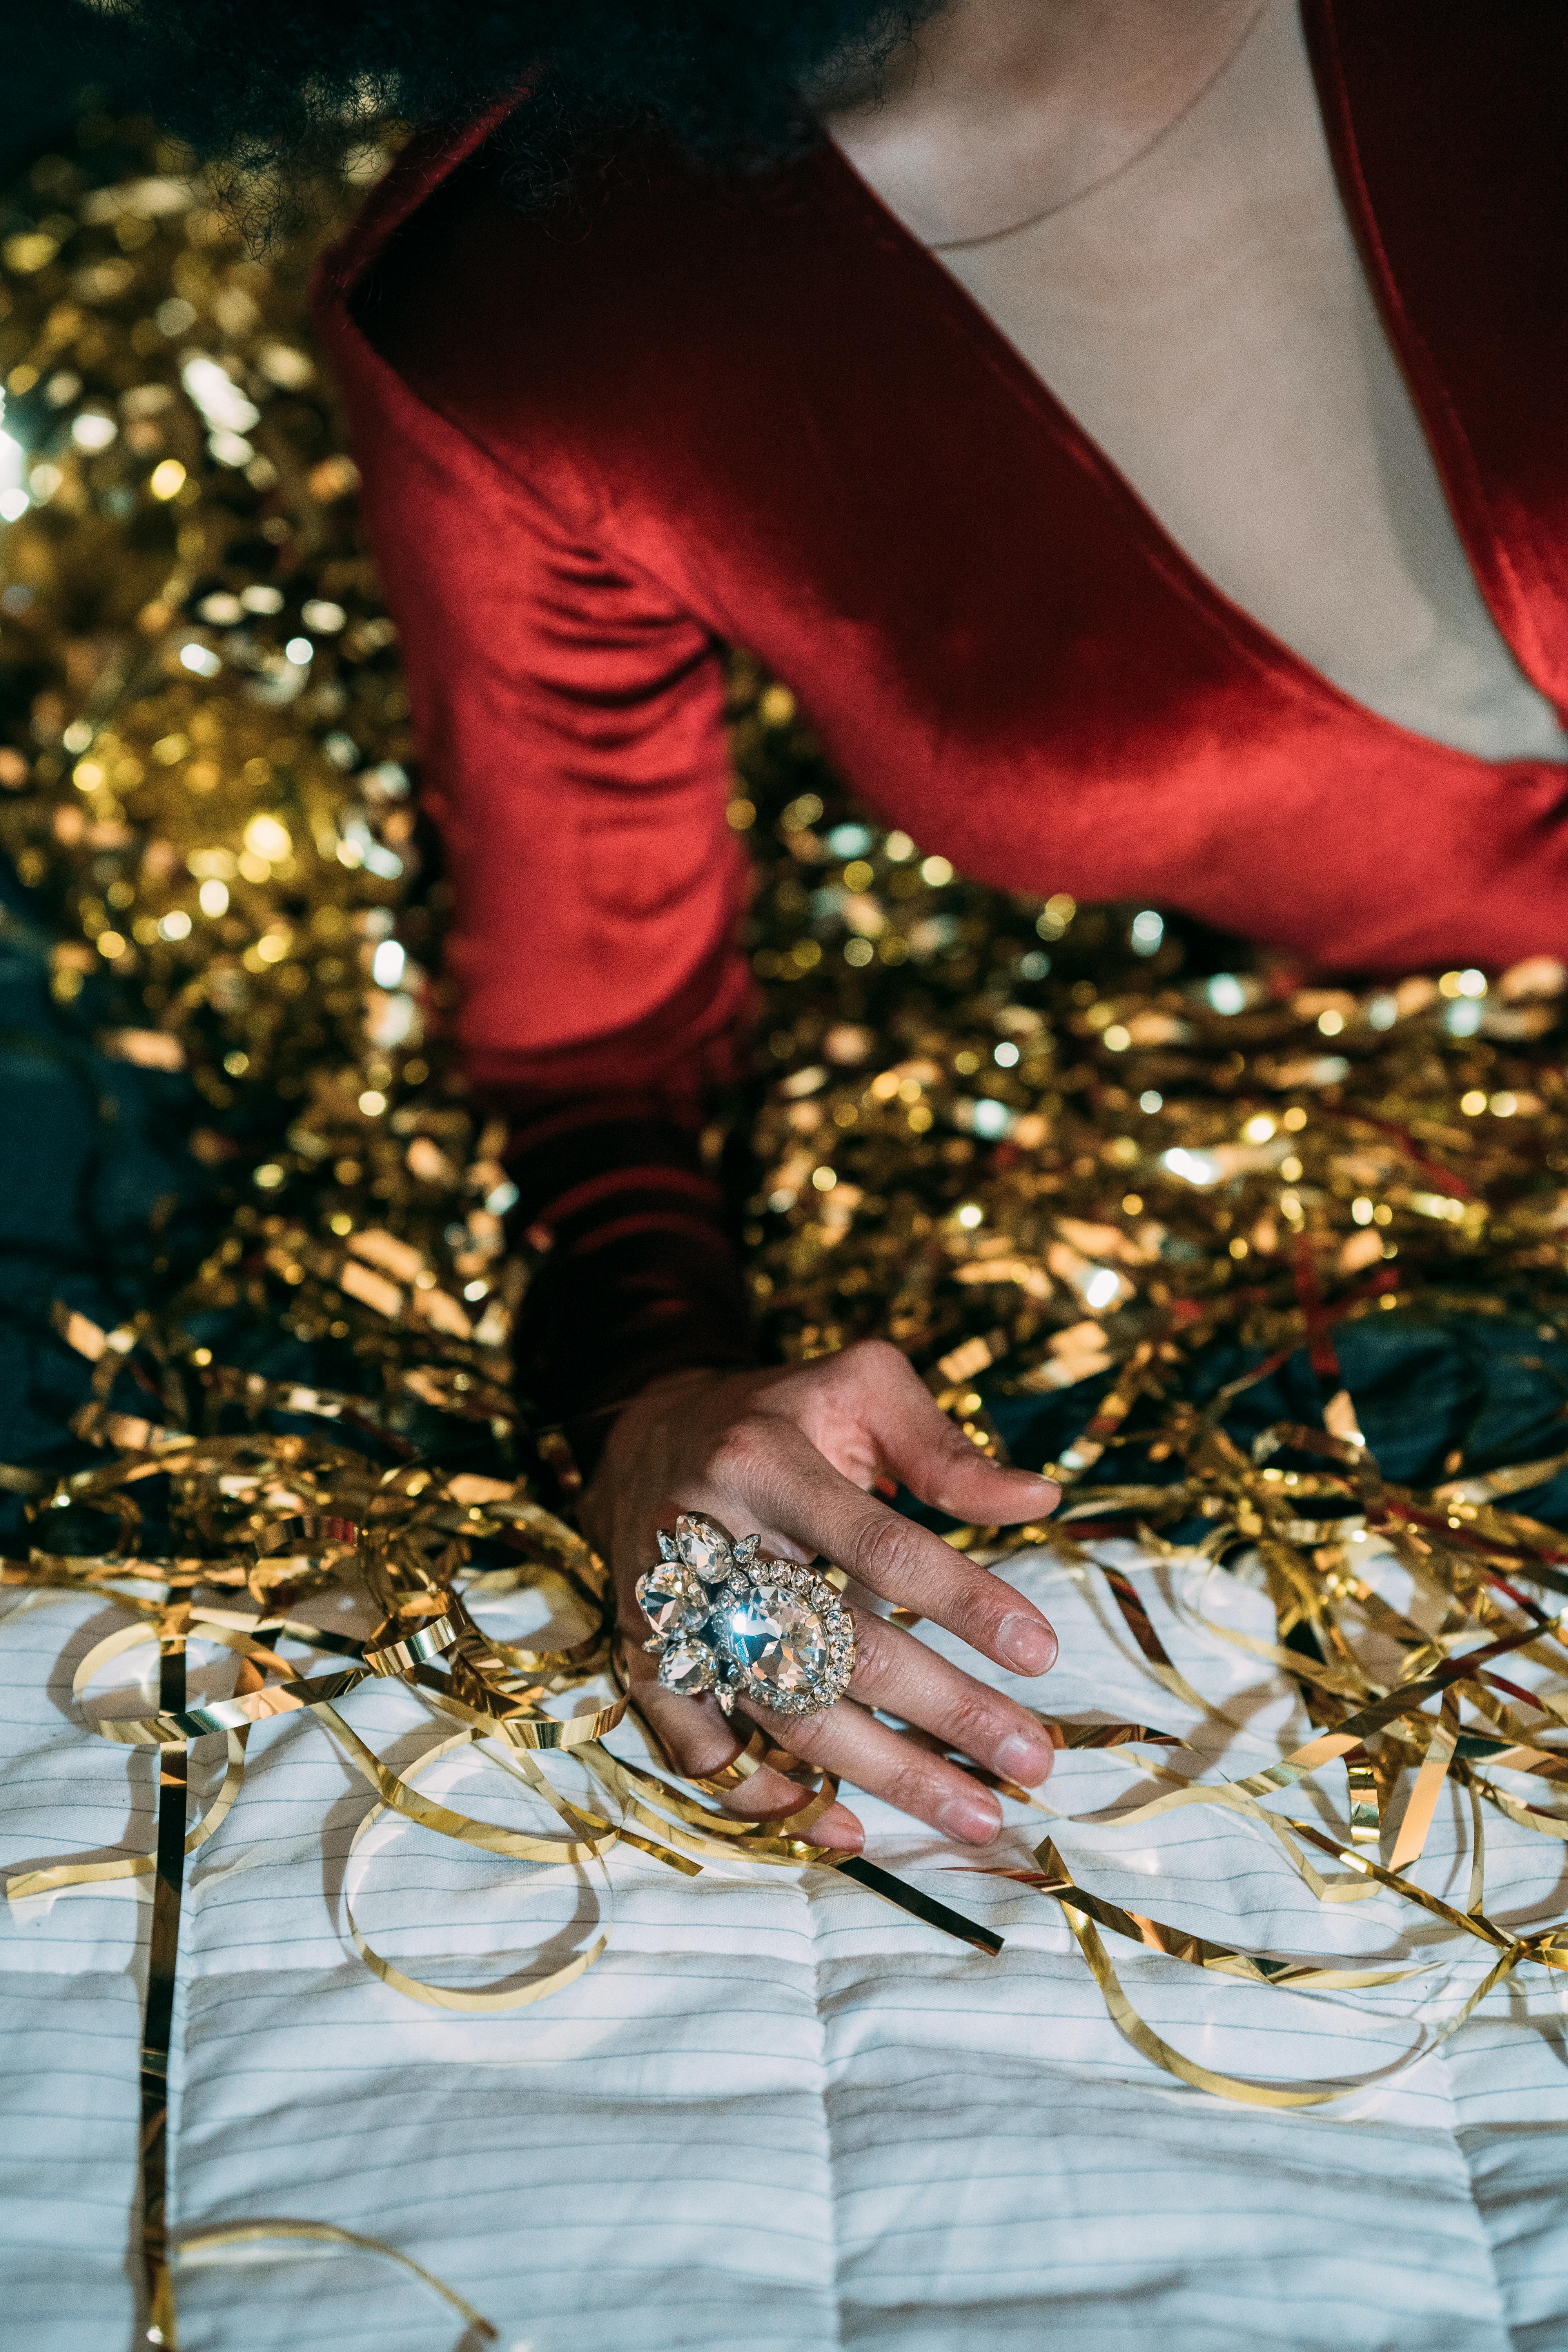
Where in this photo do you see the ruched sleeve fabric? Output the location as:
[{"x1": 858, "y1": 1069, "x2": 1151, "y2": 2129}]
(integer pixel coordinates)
[{"x1": 315, "y1": 133, "x2": 758, "y2": 1449}]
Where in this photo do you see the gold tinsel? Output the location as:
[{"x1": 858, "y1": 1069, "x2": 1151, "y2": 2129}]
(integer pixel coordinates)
[
  {"x1": 4, "y1": 114, "x2": 1568, "y2": 1459},
  {"x1": 9, "y1": 101, "x2": 1568, "y2": 2349}
]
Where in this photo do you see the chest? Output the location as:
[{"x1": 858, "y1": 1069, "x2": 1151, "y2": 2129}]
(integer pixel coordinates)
[{"x1": 869, "y1": 0, "x2": 1568, "y2": 763}]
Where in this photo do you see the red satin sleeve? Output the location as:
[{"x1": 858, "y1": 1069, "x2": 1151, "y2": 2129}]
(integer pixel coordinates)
[
  {"x1": 325, "y1": 301, "x2": 753, "y2": 1099},
  {"x1": 315, "y1": 160, "x2": 759, "y2": 1447}
]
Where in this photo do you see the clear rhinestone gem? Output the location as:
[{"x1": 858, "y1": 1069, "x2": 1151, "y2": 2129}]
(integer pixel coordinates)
[
  {"x1": 635, "y1": 1564, "x2": 710, "y2": 1641},
  {"x1": 657, "y1": 1641, "x2": 718, "y2": 1697},
  {"x1": 717, "y1": 1583, "x2": 831, "y2": 1700},
  {"x1": 676, "y1": 1514, "x2": 735, "y2": 1584}
]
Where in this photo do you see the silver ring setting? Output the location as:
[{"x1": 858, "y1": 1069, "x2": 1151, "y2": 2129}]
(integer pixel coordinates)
[{"x1": 636, "y1": 1514, "x2": 857, "y2": 1720}]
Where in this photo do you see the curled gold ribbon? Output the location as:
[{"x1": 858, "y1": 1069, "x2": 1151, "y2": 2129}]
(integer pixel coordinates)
[
  {"x1": 339, "y1": 1728, "x2": 615, "y2": 2011},
  {"x1": 171, "y1": 2223, "x2": 498, "y2": 2341}
]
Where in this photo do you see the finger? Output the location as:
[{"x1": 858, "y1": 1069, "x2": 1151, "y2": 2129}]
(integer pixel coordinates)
[
  {"x1": 626, "y1": 1649, "x2": 864, "y2": 1849},
  {"x1": 846, "y1": 1611, "x2": 1055, "y2": 1787},
  {"x1": 741, "y1": 1690, "x2": 1007, "y2": 1846},
  {"x1": 829, "y1": 1339, "x2": 1060, "y2": 1523},
  {"x1": 705, "y1": 1415, "x2": 1058, "y2": 1675}
]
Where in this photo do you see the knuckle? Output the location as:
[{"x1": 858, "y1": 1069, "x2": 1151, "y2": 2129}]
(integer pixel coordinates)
[
  {"x1": 841, "y1": 1336, "x2": 909, "y2": 1389},
  {"x1": 943, "y1": 1683, "x2": 1007, "y2": 1760},
  {"x1": 842, "y1": 1610, "x2": 888, "y2": 1686},
  {"x1": 748, "y1": 1702, "x2": 827, "y2": 1762},
  {"x1": 947, "y1": 1570, "x2": 1008, "y2": 1646},
  {"x1": 851, "y1": 1513, "x2": 925, "y2": 1593},
  {"x1": 706, "y1": 1413, "x2": 780, "y2": 1493},
  {"x1": 880, "y1": 1750, "x2": 944, "y2": 1822}
]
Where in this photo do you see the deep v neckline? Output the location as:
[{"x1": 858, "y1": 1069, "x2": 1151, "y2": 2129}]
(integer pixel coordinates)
[{"x1": 819, "y1": 0, "x2": 1568, "y2": 767}]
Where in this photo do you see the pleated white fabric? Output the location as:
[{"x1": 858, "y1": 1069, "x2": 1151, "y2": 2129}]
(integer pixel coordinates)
[{"x1": 4, "y1": 1548, "x2": 1567, "y2": 2352}]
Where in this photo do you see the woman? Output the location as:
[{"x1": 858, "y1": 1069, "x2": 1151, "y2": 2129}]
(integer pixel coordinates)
[{"x1": 102, "y1": 0, "x2": 1568, "y2": 1851}]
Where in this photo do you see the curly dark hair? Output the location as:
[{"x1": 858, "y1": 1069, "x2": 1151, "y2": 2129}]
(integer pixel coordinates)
[{"x1": 67, "y1": 1, "x2": 940, "y2": 205}]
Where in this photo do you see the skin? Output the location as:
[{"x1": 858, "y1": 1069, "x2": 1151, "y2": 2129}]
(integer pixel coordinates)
[
  {"x1": 583, "y1": 2, "x2": 1259, "y2": 1848},
  {"x1": 582, "y1": 1342, "x2": 1062, "y2": 1850},
  {"x1": 820, "y1": 0, "x2": 1263, "y2": 245}
]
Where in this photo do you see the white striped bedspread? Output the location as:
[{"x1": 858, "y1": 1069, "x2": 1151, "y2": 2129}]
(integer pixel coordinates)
[{"x1": 3, "y1": 1544, "x2": 1566, "y2": 2352}]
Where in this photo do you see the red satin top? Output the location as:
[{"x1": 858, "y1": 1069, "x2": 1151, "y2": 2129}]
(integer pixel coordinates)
[
  {"x1": 314, "y1": 2, "x2": 1568, "y2": 1432},
  {"x1": 318, "y1": 0, "x2": 1568, "y2": 1110}
]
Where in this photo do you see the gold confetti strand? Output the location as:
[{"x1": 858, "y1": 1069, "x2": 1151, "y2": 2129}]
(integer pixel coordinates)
[
  {"x1": 1071, "y1": 1622, "x2": 1556, "y2": 1881},
  {"x1": 1064, "y1": 1747, "x2": 1386, "y2": 1908},
  {"x1": 1462, "y1": 1772, "x2": 1489, "y2": 1918},
  {"x1": 71, "y1": 1613, "x2": 370, "y2": 1748},
  {"x1": 410, "y1": 1661, "x2": 629, "y2": 1752},
  {"x1": 592, "y1": 1745, "x2": 1004, "y2": 1949},
  {"x1": 1004, "y1": 1840, "x2": 1427, "y2": 1993},
  {"x1": 1061, "y1": 1892, "x2": 1526, "y2": 2109},
  {"x1": 312, "y1": 1697, "x2": 622, "y2": 1866},
  {"x1": 588, "y1": 1744, "x2": 844, "y2": 1865},
  {"x1": 469, "y1": 1719, "x2": 700, "y2": 1877},
  {"x1": 340, "y1": 1728, "x2": 616, "y2": 2013},
  {"x1": 1021, "y1": 1690, "x2": 1401, "y2": 1912},
  {"x1": 669, "y1": 1726, "x2": 1005, "y2": 1948},
  {"x1": 1386, "y1": 1692, "x2": 1461, "y2": 1871},
  {"x1": 605, "y1": 1730, "x2": 852, "y2": 1849},
  {"x1": 196, "y1": 1364, "x2": 420, "y2": 1453},
  {"x1": 1092, "y1": 1559, "x2": 1241, "y2": 1721},
  {"x1": 1343, "y1": 1744, "x2": 1383, "y2": 1845},
  {"x1": 1461, "y1": 1764, "x2": 1568, "y2": 1845},
  {"x1": 171, "y1": 2222, "x2": 496, "y2": 2343},
  {"x1": 7, "y1": 1729, "x2": 248, "y2": 1905},
  {"x1": 1277, "y1": 1815, "x2": 1512, "y2": 1951},
  {"x1": 1044, "y1": 1715, "x2": 1187, "y2": 1752},
  {"x1": 1180, "y1": 1556, "x2": 1440, "y2": 1704},
  {"x1": 1461, "y1": 1736, "x2": 1568, "y2": 1786},
  {"x1": 25, "y1": 1552, "x2": 640, "y2": 2007},
  {"x1": 141, "y1": 1610, "x2": 189, "y2": 2348},
  {"x1": 1230, "y1": 1621, "x2": 1556, "y2": 1792},
  {"x1": 6, "y1": 109, "x2": 1568, "y2": 2139},
  {"x1": 105, "y1": 1565, "x2": 584, "y2": 1863},
  {"x1": 5, "y1": 1508, "x2": 647, "y2": 1921},
  {"x1": 992, "y1": 1722, "x2": 1523, "y2": 2013},
  {"x1": 1047, "y1": 1342, "x2": 1162, "y2": 1481},
  {"x1": 910, "y1": 1463, "x2": 1553, "y2": 1926},
  {"x1": 1441, "y1": 1669, "x2": 1555, "y2": 1751},
  {"x1": 1089, "y1": 1542, "x2": 1373, "y2": 1738}
]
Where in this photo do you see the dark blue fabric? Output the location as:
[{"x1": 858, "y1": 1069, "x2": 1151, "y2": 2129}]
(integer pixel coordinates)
[
  {"x1": 985, "y1": 1310, "x2": 1568, "y2": 1534},
  {"x1": 0, "y1": 853, "x2": 214, "y2": 1497},
  {"x1": 0, "y1": 851, "x2": 519, "y2": 1544}
]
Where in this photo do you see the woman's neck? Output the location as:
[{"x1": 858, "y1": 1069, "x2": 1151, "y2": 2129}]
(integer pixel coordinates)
[{"x1": 818, "y1": 0, "x2": 1265, "y2": 246}]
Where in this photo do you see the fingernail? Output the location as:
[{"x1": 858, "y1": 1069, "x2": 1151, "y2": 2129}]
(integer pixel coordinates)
[
  {"x1": 998, "y1": 1611, "x2": 1057, "y2": 1675},
  {"x1": 1003, "y1": 1470, "x2": 1059, "y2": 1498},
  {"x1": 994, "y1": 1731, "x2": 1054, "y2": 1787},
  {"x1": 938, "y1": 1790, "x2": 1002, "y2": 1845}
]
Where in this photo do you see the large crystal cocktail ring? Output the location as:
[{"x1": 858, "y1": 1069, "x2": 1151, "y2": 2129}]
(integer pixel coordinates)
[{"x1": 635, "y1": 1514, "x2": 857, "y2": 1720}]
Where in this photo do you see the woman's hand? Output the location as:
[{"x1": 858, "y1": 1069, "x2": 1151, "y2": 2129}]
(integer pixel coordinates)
[{"x1": 580, "y1": 1339, "x2": 1062, "y2": 1853}]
